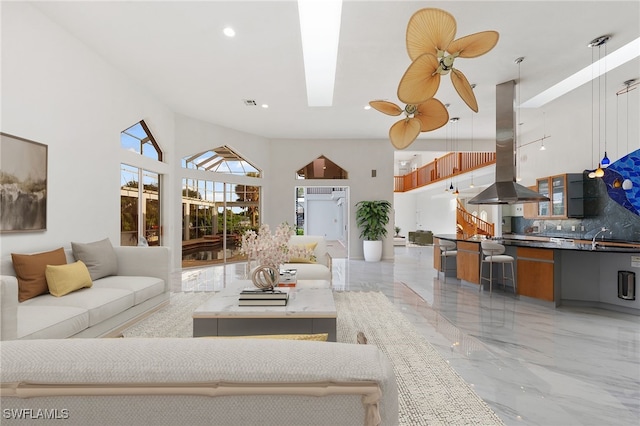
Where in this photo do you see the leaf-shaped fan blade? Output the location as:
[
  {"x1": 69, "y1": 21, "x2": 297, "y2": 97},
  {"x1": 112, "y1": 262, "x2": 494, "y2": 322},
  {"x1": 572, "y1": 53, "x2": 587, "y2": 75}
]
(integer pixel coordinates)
[
  {"x1": 406, "y1": 8, "x2": 457, "y2": 61},
  {"x1": 397, "y1": 53, "x2": 441, "y2": 105},
  {"x1": 415, "y1": 99, "x2": 449, "y2": 132},
  {"x1": 389, "y1": 118, "x2": 421, "y2": 150},
  {"x1": 447, "y1": 31, "x2": 499, "y2": 58},
  {"x1": 369, "y1": 100, "x2": 403, "y2": 116},
  {"x1": 451, "y1": 69, "x2": 478, "y2": 112}
]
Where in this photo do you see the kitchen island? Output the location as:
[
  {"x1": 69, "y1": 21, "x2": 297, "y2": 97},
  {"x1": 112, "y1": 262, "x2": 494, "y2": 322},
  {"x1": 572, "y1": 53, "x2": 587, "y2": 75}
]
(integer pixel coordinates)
[{"x1": 434, "y1": 234, "x2": 640, "y2": 315}]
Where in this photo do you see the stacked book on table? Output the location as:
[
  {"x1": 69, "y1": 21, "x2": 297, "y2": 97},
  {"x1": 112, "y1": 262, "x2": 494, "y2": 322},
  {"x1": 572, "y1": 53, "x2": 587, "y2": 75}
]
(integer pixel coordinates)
[{"x1": 238, "y1": 287, "x2": 290, "y2": 306}]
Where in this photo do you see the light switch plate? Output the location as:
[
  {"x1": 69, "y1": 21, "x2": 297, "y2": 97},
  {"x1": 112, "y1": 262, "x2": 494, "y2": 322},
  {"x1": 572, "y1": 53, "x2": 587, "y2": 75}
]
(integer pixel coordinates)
[{"x1": 556, "y1": 225, "x2": 562, "y2": 230}]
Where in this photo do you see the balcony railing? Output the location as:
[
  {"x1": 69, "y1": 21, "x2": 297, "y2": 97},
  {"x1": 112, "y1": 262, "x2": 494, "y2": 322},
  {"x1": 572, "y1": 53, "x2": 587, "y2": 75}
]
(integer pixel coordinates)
[{"x1": 394, "y1": 151, "x2": 496, "y2": 192}]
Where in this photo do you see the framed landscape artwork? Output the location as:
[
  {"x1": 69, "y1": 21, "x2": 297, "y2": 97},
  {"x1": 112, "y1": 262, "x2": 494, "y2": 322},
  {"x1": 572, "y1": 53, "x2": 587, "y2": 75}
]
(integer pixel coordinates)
[{"x1": 0, "y1": 132, "x2": 48, "y2": 233}]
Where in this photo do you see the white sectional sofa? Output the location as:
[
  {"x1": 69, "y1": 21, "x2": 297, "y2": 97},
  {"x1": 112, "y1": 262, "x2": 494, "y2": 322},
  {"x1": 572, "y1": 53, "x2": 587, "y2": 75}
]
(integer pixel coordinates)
[
  {"x1": 0, "y1": 337, "x2": 399, "y2": 425},
  {"x1": 0, "y1": 244, "x2": 170, "y2": 340},
  {"x1": 283, "y1": 235, "x2": 332, "y2": 283}
]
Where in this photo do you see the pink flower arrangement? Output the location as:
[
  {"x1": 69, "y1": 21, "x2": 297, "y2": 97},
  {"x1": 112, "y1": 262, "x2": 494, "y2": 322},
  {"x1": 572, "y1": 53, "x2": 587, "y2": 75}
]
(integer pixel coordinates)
[{"x1": 240, "y1": 223, "x2": 312, "y2": 268}]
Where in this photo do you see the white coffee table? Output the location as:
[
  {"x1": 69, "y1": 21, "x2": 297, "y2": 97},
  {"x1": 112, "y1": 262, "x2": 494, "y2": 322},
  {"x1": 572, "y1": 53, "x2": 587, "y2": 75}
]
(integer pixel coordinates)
[{"x1": 192, "y1": 280, "x2": 336, "y2": 341}]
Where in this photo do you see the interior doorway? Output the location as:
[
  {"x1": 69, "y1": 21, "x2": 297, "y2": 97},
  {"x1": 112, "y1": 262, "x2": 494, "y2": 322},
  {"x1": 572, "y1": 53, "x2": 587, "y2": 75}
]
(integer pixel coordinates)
[{"x1": 295, "y1": 186, "x2": 349, "y2": 257}]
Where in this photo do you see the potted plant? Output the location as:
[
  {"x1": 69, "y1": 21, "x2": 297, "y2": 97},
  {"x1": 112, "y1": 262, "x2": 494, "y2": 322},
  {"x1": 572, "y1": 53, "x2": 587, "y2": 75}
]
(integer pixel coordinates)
[
  {"x1": 394, "y1": 226, "x2": 401, "y2": 237},
  {"x1": 355, "y1": 200, "x2": 391, "y2": 262}
]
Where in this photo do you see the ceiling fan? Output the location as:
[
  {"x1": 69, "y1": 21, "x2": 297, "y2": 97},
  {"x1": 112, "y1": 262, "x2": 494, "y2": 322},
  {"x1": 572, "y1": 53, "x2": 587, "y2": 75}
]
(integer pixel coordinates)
[
  {"x1": 369, "y1": 98, "x2": 449, "y2": 150},
  {"x1": 397, "y1": 8, "x2": 499, "y2": 112}
]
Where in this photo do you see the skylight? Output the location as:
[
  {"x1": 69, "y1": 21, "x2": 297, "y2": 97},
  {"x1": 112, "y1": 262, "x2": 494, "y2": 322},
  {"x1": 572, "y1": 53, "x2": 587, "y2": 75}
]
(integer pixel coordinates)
[
  {"x1": 298, "y1": 0, "x2": 343, "y2": 107},
  {"x1": 522, "y1": 37, "x2": 640, "y2": 108}
]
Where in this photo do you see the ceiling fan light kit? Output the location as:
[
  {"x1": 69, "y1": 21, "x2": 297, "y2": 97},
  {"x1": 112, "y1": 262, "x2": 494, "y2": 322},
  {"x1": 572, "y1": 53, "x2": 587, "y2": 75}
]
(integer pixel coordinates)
[{"x1": 370, "y1": 7, "x2": 498, "y2": 149}]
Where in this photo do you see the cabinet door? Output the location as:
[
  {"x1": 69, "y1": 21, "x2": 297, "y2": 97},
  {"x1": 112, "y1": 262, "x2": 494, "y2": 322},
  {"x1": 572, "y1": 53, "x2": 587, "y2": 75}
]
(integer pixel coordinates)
[
  {"x1": 537, "y1": 178, "x2": 550, "y2": 216},
  {"x1": 551, "y1": 175, "x2": 566, "y2": 216},
  {"x1": 523, "y1": 186, "x2": 538, "y2": 218}
]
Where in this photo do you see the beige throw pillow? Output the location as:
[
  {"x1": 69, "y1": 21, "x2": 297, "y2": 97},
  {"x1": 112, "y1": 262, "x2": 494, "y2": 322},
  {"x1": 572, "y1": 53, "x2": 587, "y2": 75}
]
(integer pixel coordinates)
[{"x1": 288, "y1": 242, "x2": 318, "y2": 263}]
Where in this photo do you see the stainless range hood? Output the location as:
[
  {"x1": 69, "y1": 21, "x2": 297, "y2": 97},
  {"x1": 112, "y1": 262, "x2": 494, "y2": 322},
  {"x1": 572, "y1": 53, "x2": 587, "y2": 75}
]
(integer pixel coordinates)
[{"x1": 468, "y1": 80, "x2": 550, "y2": 205}]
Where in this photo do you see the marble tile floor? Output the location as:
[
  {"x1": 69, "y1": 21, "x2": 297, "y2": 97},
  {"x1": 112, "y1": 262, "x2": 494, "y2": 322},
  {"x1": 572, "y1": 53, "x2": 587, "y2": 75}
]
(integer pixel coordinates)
[{"x1": 178, "y1": 245, "x2": 640, "y2": 426}]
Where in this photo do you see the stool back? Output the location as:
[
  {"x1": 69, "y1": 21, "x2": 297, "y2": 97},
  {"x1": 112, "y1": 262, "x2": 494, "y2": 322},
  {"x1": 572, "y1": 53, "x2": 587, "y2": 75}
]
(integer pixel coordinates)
[
  {"x1": 440, "y1": 240, "x2": 456, "y2": 251},
  {"x1": 481, "y1": 241, "x2": 505, "y2": 256}
]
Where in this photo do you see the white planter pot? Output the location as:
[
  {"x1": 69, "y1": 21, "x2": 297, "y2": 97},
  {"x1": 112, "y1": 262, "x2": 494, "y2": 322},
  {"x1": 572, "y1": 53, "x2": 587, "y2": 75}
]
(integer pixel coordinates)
[{"x1": 363, "y1": 240, "x2": 383, "y2": 262}]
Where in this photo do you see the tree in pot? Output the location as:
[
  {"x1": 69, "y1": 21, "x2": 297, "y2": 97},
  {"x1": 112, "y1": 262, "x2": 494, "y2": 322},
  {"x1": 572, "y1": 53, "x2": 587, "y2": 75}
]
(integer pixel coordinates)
[{"x1": 355, "y1": 200, "x2": 391, "y2": 262}]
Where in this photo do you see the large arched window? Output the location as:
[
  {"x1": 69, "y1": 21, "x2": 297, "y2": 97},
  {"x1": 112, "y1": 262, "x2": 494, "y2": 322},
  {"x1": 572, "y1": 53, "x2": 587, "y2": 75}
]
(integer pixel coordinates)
[{"x1": 181, "y1": 146, "x2": 261, "y2": 267}]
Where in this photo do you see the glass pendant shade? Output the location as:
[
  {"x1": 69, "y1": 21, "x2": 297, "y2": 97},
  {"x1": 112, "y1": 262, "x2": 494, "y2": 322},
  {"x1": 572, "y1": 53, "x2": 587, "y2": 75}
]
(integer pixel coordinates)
[
  {"x1": 601, "y1": 151, "x2": 610, "y2": 167},
  {"x1": 622, "y1": 179, "x2": 633, "y2": 190},
  {"x1": 594, "y1": 164, "x2": 605, "y2": 177}
]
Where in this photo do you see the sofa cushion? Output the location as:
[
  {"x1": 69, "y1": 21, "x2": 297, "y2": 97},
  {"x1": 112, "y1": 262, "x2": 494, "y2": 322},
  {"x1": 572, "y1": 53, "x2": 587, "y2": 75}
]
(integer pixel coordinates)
[
  {"x1": 71, "y1": 238, "x2": 118, "y2": 281},
  {"x1": 18, "y1": 305, "x2": 89, "y2": 339},
  {"x1": 11, "y1": 247, "x2": 67, "y2": 302},
  {"x1": 22, "y1": 288, "x2": 134, "y2": 327},
  {"x1": 45, "y1": 261, "x2": 93, "y2": 297},
  {"x1": 92, "y1": 275, "x2": 165, "y2": 305}
]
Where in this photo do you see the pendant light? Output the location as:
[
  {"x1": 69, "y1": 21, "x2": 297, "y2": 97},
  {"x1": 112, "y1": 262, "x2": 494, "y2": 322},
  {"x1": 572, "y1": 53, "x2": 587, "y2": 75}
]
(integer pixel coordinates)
[
  {"x1": 617, "y1": 79, "x2": 638, "y2": 190},
  {"x1": 449, "y1": 116, "x2": 460, "y2": 196},
  {"x1": 515, "y1": 57, "x2": 524, "y2": 181},
  {"x1": 588, "y1": 35, "x2": 610, "y2": 179},
  {"x1": 601, "y1": 40, "x2": 610, "y2": 167},
  {"x1": 469, "y1": 108, "x2": 475, "y2": 188}
]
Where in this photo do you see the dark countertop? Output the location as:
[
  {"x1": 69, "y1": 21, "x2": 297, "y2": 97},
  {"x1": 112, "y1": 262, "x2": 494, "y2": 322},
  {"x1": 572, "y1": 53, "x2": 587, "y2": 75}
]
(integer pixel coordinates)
[{"x1": 434, "y1": 234, "x2": 640, "y2": 253}]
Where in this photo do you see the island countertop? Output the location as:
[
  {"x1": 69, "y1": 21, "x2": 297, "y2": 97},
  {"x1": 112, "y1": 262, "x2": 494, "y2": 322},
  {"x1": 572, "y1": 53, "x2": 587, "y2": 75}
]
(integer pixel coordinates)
[{"x1": 434, "y1": 234, "x2": 640, "y2": 253}]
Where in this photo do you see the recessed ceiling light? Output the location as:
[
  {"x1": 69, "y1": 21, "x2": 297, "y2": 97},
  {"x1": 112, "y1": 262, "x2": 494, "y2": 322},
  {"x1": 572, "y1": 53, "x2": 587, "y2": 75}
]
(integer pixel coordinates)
[
  {"x1": 261, "y1": 104, "x2": 269, "y2": 109},
  {"x1": 364, "y1": 105, "x2": 371, "y2": 110},
  {"x1": 223, "y1": 27, "x2": 235, "y2": 38},
  {"x1": 522, "y1": 36, "x2": 640, "y2": 108}
]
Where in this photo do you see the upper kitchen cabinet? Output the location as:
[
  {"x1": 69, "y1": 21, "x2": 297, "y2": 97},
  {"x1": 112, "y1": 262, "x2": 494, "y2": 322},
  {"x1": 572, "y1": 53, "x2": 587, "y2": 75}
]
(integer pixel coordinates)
[{"x1": 527, "y1": 173, "x2": 586, "y2": 219}]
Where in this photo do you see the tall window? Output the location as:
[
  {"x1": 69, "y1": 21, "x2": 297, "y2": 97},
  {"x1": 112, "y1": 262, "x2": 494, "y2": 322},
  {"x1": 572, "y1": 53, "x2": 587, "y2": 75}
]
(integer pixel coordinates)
[
  {"x1": 120, "y1": 120, "x2": 163, "y2": 246},
  {"x1": 181, "y1": 178, "x2": 260, "y2": 268}
]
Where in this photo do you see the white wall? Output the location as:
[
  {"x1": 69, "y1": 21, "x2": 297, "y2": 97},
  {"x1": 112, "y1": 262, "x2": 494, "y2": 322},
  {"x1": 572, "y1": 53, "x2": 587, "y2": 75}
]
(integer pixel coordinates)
[
  {"x1": 268, "y1": 139, "x2": 394, "y2": 260},
  {"x1": 1, "y1": 3, "x2": 178, "y2": 271}
]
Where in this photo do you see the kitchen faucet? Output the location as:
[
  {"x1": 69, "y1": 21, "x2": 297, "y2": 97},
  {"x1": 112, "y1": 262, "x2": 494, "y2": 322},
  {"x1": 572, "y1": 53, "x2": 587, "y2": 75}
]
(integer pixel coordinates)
[{"x1": 591, "y1": 228, "x2": 611, "y2": 250}]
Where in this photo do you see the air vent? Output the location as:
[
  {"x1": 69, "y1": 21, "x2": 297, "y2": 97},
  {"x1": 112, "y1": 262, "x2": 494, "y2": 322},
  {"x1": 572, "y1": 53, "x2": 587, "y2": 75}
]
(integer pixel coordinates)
[{"x1": 243, "y1": 99, "x2": 257, "y2": 106}]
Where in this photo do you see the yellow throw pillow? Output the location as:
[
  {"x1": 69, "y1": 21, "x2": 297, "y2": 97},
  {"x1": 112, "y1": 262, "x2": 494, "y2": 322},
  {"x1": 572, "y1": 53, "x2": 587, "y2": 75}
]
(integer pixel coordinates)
[
  {"x1": 288, "y1": 242, "x2": 318, "y2": 263},
  {"x1": 202, "y1": 333, "x2": 328, "y2": 341},
  {"x1": 45, "y1": 261, "x2": 93, "y2": 297}
]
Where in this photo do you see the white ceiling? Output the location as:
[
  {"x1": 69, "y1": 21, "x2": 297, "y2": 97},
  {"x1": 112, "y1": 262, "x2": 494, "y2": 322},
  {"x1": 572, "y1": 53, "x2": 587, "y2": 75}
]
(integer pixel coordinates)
[{"x1": 29, "y1": 1, "x2": 640, "y2": 163}]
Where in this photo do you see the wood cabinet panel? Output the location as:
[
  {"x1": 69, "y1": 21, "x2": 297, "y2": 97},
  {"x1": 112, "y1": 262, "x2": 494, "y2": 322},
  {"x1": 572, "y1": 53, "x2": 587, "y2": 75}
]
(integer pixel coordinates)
[
  {"x1": 456, "y1": 241, "x2": 480, "y2": 284},
  {"x1": 433, "y1": 239, "x2": 442, "y2": 271},
  {"x1": 523, "y1": 186, "x2": 538, "y2": 218},
  {"x1": 517, "y1": 247, "x2": 554, "y2": 301}
]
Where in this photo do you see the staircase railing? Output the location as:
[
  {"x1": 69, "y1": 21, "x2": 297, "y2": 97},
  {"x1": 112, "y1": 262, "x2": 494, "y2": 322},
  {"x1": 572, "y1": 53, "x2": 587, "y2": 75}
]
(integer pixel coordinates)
[
  {"x1": 456, "y1": 199, "x2": 494, "y2": 238},
  {"x1": 394, "y1": 151, "x2": 495, "y2": 192}
]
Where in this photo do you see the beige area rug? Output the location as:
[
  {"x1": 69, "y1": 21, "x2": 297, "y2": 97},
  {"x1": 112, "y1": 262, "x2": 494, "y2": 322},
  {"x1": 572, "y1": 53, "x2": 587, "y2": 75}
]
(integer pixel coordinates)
[{"x1": 123, "y1": 291, "x2": 504, "y2": 426}]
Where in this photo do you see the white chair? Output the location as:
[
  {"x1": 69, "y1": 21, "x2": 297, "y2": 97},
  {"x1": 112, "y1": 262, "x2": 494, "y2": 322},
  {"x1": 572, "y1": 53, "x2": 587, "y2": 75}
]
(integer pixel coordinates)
[
  {"x1": 439, "y1": 240, "x2": 457, "y2": 282},
  {"x1": 479, "y1": 241, "x2": 516, "y2": 294}
]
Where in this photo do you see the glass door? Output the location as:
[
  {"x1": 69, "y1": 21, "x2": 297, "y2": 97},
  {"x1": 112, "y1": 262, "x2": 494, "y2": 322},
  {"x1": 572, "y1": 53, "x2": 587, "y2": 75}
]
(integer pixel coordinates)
[
  {"x1": 551, "y1": 175, "x2": 566, "y2": 216},
  {"x1": 537, "y1": 178, "x2": 550, "y2": 217}
]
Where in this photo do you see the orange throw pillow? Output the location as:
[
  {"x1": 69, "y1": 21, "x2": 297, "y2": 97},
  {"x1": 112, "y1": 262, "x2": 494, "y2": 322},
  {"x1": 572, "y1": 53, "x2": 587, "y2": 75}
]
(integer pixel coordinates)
[{"x1": 11, "y1": 247, "x2": 67, "y2": 302}]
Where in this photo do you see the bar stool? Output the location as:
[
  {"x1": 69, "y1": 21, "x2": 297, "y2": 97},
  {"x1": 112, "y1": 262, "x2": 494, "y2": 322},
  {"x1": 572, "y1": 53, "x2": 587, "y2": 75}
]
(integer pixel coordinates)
[
  {"x1": 439, "y1": 240, "x2": 457, "y2": 282},
  {"x1": 479, "y1": 241, "x2": 516, "y2": 294}
]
